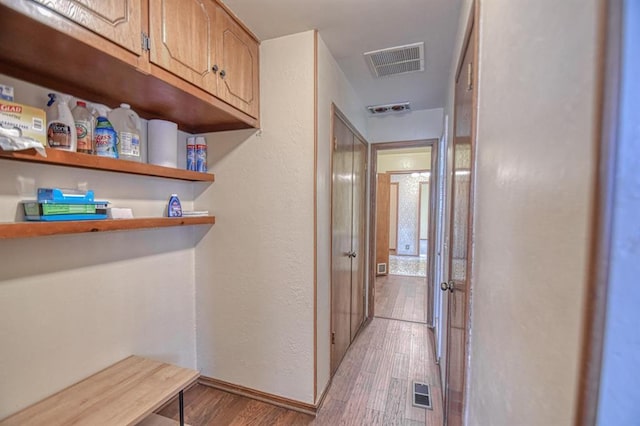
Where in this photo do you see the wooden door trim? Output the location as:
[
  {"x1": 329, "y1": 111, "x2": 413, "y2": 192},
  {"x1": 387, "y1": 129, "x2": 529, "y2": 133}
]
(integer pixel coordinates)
[
  {"x1": 368, "y1": 139, "x2": 437, "y2": 321},
  {"x1": 375, "y1": 173, "x2": 391, "y2": 276},
  {"x1": 444, "y1": 1, "x2": 479, "y2": 423},
  {"x1": 426, "y1": 141, "x2": 439, "y2": 326},
  {"x1": 574, "y1": 1, "x2": 621, "y2": 424},
  {"x1": 329, "y1": 102, "x2": 335, "y2": 377},
  {"x1": 313, "y1": 30, "x2": 318, "y2": 403}
]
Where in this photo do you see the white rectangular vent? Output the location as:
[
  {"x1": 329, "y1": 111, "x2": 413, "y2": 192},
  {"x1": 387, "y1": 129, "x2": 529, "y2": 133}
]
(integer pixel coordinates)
[
  {"x1": 367, "y1": 102, "x2": 411, "y2": 115},
  {"x1": 412, "y1": 381, "x2": 433, "y2": 409},
  {"x1": 377, "y1": 263, "x2": 387, "y2": 275},
  {"x1": 364, "y1": 42, "x2": 424, "y2": 78}
]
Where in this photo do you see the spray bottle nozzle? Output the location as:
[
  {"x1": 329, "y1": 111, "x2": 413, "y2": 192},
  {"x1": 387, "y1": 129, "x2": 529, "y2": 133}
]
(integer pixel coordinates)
[{"x1": 46, "y1": 93, "x2": 56, "y2": 107}]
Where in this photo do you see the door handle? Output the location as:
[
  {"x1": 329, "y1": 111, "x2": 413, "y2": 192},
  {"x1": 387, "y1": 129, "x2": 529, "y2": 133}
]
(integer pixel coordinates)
[
  {"x1": 440, "y1": 281, "x2": 455, "y2": 293},
  {"x1": 346, "y1": 251, "x2": 357, "y2": 258}
]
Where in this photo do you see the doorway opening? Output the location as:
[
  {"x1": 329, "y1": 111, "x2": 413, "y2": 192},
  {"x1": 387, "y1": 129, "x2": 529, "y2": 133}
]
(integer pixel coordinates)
[{"x1": 369, "y1": 141, "x2": 438, "y2": 325}]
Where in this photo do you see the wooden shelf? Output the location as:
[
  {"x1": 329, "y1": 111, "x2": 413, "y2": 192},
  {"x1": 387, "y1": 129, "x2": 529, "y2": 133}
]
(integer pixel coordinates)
[
  {"x1": 0, "y1": 217, "x2": 215, "y2": 239},
  {"x1": 0, "y1": 148, "x2": 215, "y2": 182}
]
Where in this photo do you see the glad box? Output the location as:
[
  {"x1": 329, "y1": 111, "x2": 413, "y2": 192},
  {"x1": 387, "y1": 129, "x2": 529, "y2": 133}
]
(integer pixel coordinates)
[{"x1": 0, "y1": 100, "x2": 46, "y2": 146}]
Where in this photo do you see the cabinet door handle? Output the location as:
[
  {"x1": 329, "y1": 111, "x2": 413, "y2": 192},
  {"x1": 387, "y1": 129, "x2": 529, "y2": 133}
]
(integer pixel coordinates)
[
  {"x1": 220, "y1": 70, "x2": 226, "y2": 79},
  {"x1": 212, "y1": 64, "x2": 219, "y2": 73}
]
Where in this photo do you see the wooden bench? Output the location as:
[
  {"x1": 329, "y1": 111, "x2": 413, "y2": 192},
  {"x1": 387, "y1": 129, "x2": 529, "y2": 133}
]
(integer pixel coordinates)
[{"x1": 0, "y1": 355, "x2": 199, "y2": 426}]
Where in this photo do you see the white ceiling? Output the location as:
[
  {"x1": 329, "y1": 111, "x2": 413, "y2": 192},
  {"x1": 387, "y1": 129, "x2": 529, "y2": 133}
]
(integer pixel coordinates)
[{"x1": 223, "y1": 0, "x2": 463, "y2": 113}]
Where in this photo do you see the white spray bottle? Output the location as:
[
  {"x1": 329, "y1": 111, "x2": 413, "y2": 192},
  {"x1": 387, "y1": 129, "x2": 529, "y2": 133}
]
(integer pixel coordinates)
[{"x1": 45, "y1": 93, "x2": 77, "y2": 151}]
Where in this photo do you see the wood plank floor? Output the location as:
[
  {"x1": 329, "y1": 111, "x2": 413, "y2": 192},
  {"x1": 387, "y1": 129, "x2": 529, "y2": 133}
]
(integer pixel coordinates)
[
  {"x1": 157, "y1": 318, "x2": 442, "y2": 425},
  {"x1": 375, "y1": 275, "x2": 427, "y2": 323}
]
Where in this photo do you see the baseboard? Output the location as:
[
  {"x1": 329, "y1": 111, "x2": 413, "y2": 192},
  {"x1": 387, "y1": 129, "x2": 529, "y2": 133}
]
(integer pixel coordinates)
[
  {"x1": 198, "y1": 376, "x2": 318, "y2": 416},
  {"x1": 314, "y1": 378, "x2": 331, "y2": 411}
]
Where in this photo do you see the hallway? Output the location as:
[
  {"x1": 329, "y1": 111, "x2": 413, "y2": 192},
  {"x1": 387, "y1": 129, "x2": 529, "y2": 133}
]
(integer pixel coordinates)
[
  {"x1": 375, "y1": 275, "x2": 427, "y2": 323},
  {"x1": 158, "y1": 317, "x2": 442, "y2": 425}
]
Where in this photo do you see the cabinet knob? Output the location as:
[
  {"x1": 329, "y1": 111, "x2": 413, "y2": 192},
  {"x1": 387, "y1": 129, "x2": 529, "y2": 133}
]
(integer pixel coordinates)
[
  {"x1": 220, "y1": 70, "x2": 226, "y2": 79},
  {"x1": 212, "y1": 65, "x2": 219, "y2": 73}
]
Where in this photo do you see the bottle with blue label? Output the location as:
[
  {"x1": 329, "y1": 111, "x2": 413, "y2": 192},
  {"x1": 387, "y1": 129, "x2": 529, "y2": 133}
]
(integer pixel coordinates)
[
  {"x1": 168, "y1": 194, "x2": 182, "y2": 217},
  {"x1": 187, "y1": 137, "x2": 196, "y2": 171},
  {"x1": 94, "y1": 115, "x2": 118, "y2": 158}
]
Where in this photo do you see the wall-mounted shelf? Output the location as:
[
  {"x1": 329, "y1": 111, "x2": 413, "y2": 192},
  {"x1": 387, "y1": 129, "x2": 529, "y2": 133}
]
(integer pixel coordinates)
[
  {"x1": 0, "y1": 216, "x2": 215, "y2": 239},
  {"x1": 0, "y1": 148, "x2": 214, "y2": 182}
]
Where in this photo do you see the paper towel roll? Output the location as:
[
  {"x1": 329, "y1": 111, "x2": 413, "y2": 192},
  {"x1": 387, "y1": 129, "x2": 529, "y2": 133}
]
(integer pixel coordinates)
[{"x1": 147, "y1": 119, "x2": 178, "y2": 167}]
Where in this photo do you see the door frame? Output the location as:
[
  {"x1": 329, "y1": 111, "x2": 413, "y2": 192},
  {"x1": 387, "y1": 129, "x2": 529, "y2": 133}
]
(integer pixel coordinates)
[
  {"x1": 442, "y1": 1, "x2": 479, "y2": 422},
  {"x1": 575, "y1": 0, "x2": 622, "y2": 423},
  {"x1": 367, "y1": 139, "x2": 438, "y2": 323}
]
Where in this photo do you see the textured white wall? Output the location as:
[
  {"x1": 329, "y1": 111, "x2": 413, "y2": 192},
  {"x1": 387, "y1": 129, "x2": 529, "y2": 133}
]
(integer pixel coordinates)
[
  {"x1": 195, "y1": 31, "x2": 316, "y2": 404},
  {"x1": 466, "y1": 1, "x2": 598, "y2": 425},
  {"x1": 597, "y1": 3, "x2": 640, "y2": 423},
  {"x1": 316, "y1": 32, "x2": 368, "y2": 401},
  {"x1": 0, "y1": 78, "x2": 198, "y2": 419},
  {"x1": 368, "y1": 108, "x2": 443, "y2": 143}
]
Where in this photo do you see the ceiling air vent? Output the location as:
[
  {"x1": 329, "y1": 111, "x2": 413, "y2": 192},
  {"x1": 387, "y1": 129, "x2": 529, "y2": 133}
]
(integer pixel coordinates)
[
  {"x1": 364, "y1": 42, "x2": 424, "y2": 78},
  {"x1": 367, "y1": 102, "x2": 411, "y2": 115}
]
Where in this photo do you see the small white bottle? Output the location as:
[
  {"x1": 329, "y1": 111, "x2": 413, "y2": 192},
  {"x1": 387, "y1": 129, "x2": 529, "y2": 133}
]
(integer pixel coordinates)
[
  {"x1": 109, "y1": 103, "x2": 143, "y2": 162},
  {"x1": 195, "y1": 136, "x2": 207, "y2": 172}
]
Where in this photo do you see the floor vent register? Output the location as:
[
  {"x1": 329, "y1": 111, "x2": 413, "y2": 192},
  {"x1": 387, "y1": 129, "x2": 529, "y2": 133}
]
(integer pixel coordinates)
[{"x1": 412, "y1": 381, "x2": 433, "y2": 409}]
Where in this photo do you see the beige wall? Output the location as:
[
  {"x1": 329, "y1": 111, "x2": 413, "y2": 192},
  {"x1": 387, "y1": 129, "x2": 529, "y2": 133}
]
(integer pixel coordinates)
[
  {"x1": 377, "y1": 151, "x2": 431, "y2": 173},
  {"x1": 464, "y1": 1, "x2": 598, "y2": 425},
  {"x1": 0, "y1": 78, "x2": 198, "y2": 418},
  {"x1": 195, "y1": 31, "x2": 317, "y2": 404},
  {"x1": 316, "y1": 33, "x2": 368, "y2": 400}
]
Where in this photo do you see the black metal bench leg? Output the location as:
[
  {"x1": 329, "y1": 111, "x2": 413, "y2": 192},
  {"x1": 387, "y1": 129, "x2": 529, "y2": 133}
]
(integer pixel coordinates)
[{"x1": 179, "y1": 390, "x2": 184, "y2": 426}]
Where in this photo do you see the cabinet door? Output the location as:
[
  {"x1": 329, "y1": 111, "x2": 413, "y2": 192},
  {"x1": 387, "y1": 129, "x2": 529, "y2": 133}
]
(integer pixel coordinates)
[
  {"x1": 29, "y1": 0, "x2": 142, "y2": 56},
  {"x1": 149, "y1": 0, "x2": 218, "y2": 96},
  {"x1": 215, "y1": 5, "x2": 259, "y2": 118}
]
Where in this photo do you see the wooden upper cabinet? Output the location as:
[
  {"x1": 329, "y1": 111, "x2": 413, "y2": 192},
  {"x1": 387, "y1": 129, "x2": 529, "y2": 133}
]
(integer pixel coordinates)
[
  {"x1": 149, "y1": 0, "x2": 218, "y2": 96},
  {"x1": 215, "y1": 5, "x2": 259, "y2": 118},
  {"x1": 0, "y1": 0, "x2": 259, "y2": 131},
  {"x1": 29, "y1": 0, "x2": 143, "y2": 56}
]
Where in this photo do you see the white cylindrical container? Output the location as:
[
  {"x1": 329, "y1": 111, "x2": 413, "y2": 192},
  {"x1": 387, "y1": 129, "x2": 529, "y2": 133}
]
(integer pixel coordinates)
[
  {"x1": 147, "y1": 119, "x2": 178, "y2": 168},
  {"x1": 195, "y1": 136, "x2": 207, "y2": 172}
]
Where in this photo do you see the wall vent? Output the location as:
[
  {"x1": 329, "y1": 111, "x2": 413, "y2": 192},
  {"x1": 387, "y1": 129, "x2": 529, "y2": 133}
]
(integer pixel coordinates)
[
  {"x1": 367, "y1": 102, "x2": 411, "y2": 115},
  {"x1": 364, "y1": 42, "x2": 424, "y2": 78}
]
